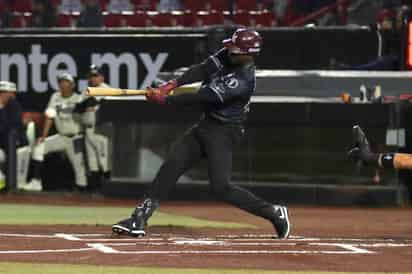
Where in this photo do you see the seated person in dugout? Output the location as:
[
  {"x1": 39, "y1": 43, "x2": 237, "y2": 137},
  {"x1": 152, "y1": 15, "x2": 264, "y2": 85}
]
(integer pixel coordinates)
[
  {"x1": 0, "y1": 81, "x2": 30, "y2": 191},
  {"x1": 349, "y1": 125, "x2": 412, "y2": 170},
  {"x1": 21, "y1": 73, "x2": 109, "y2": 191}
]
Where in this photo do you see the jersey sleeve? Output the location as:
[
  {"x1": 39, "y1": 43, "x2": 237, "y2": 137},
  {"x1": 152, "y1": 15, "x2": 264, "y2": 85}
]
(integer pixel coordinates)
[{"x1": 206, "y1": 76, "x2": 249, "y2": 103}]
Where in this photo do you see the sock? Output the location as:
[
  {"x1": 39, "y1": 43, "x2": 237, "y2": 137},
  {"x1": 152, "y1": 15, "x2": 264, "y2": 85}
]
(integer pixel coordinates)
[{"x1": 380, "y1": 153, "x2": 395, "y2": 169}]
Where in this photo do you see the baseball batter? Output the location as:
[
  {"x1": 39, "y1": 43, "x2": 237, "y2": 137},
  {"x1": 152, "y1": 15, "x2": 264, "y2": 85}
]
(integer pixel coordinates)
[
  {"x1": 22, "y1": 73, "x2": 94, "y2": 191},
  {"x1": 112, "y1": 28, "x2": 291, "y2": 239}
]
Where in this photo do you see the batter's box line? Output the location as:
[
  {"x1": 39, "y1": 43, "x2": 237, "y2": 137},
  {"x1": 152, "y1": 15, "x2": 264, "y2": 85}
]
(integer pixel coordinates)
[{"x1": 87, "y1": 242, "x2": 374, "y2": 255}]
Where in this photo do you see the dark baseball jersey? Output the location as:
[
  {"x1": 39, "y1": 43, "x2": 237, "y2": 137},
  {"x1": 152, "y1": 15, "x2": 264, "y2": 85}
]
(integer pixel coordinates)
[
  {"x1": 0, "y1": 99, "x2": 27, "y2": 150},
  {"x1": 200, "y1": 48, "x2": 255, "y2": 124}
]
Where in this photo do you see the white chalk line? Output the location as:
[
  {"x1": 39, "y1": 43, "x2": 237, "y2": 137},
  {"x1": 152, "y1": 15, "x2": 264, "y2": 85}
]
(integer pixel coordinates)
[
  {"x1": 0, "y1": 248, "x2": 94, "y2": 254},
  {"x1": 1, "y1": 233, "x2": 411, "y2": 255},
  {"x1": 1, "y1": 233, "x2": 411, "y2": 243}
]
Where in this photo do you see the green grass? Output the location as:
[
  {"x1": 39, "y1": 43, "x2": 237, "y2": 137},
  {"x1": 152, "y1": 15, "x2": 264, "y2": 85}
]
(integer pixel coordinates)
[
  {"x1": 0, "y1": 203, "x2": 254, "y2": 229},
  {"x1": 0, "y1": 263, "x2": 410, "y2": 274}
]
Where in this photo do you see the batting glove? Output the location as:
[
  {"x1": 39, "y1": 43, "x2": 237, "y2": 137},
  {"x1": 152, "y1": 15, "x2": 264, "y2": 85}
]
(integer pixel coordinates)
[
  {"x1": 158, "y1": 79, "x2": 177, "y2": 95},
  {"x1": 146, "y1": 87, "x2": 166, "y2": 105}
]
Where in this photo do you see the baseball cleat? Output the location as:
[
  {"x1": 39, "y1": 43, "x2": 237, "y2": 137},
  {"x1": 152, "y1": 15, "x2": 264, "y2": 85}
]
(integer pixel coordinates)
[
  {"x1": 112, "y1": 217, "x2": 146, "y2": 237},
  {"x1": 20, "y1": 179, "x2": 43, "y2": 192},
  {"x1": 271, "y1": 206, "x2": 291, "y2": 239},
  {"x1": 348, "y1": 125, "x2": 377, "y2": 169},
  {"x1": 112, "y1": 198, "x2": 159, "y2": 238}
]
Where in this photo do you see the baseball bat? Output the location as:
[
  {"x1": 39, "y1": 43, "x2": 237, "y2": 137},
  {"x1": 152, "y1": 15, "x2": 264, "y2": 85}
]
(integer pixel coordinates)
[
  {"x1": 87, "y1": 87, "x2": 147, "y2": 96},
  {"x1": 87, "y1": 84, "x2": 200, "y2": 97}
]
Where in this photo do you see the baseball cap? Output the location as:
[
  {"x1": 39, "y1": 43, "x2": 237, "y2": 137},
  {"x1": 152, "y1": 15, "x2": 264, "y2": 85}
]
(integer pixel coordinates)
[
  {"x1": 57, "y1": 73, "x2": 75, "y2": 83},
  {"x1": 0, "y1": 81, "x2": 17, "y2": 92},
  {"x1": 88, "y1": 64, "x2": 103, "y2": 76}
]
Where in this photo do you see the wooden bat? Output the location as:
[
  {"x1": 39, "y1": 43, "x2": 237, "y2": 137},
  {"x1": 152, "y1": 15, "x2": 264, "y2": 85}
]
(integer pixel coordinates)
[
  {"x1": 87, "y1": 87, "x2": 147, "y2": 96},
  {"x1": 87, "y1": 84, "x2": 200, "y2": 97}
]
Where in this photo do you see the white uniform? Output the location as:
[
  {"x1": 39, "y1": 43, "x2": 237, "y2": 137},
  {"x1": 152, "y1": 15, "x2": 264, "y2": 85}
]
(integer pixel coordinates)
[
  {"x1": 83, "y1": 82, "x2": 110, "y2": 174},
  {"x1": 32, "y1": 91, "x2": 88, "y2": 187}
]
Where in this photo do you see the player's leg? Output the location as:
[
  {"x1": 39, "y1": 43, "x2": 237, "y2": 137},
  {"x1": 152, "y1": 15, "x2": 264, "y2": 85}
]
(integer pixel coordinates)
[
  {"x1": 112, "y1": 125, "x2": 204, "y2": 237},
  {"x1": 64, "y1": 136, "x2": 87, "y2": 188},
  {"x1": 85, "y1": 131, "x2": 110, "y2": 173},
  {"x1": 348, "y1": 125, "x2": 412, "y2": 170},
  {"x1": 16, "y1": 146, "x2": 31, "y2": 189},
  {"x1": 202, "y1": 124, "x2": 290, "y2": 239},
  {"x1": 24, "y1": 135, "x2": 66, "y2": 191}
]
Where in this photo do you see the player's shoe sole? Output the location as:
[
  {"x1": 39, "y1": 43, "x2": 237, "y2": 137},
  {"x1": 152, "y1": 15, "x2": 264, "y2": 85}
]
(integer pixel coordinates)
[{"x1": 112, "y1": 224, "x2": 145, "y2": 237}]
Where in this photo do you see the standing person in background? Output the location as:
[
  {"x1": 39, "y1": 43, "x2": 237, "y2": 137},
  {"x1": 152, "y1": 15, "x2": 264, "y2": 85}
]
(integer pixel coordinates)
[
  {"x1": 23, "y1": 73, "x2": 93, "y2": 191},
  {"x1": 87, "y1": 65, "x2": 110, "y2": 88},
  {"x1": 0, "y1": 1, "x2": 12, "y2": 28},
  {"x1": 0, "y1": 81, "x2": 27, "y2": 191},
  {"x1": 77, "y1": 0, "x2": 104, "y2": 28},
  {"x1": 82, "y1": 65, "x2": 111, "y2": 189},
  {"x1": 157, "y1": 0, "x2": 182, "y2": 12},
  {"x1": 31, "y1": 0, "x2": 57, "y2": 28},
  {"x1": 108, "y1": 0, "x2": 133, "y2": 12},
  {"x1": 58, "y1": 0, "x2": 82, "y2": 13}
]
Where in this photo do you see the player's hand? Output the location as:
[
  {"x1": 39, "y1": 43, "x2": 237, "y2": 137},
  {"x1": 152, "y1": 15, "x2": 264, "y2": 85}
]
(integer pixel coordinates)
[
  {"x1": 145, "y1": 87, "x2": 166, "y2": 105},
  {"x1": 158, "y1": 79, "x2": 177, "y2": 95},
  {"x1": 37, "y1": 137, "x2": 46, "y2": 144}
]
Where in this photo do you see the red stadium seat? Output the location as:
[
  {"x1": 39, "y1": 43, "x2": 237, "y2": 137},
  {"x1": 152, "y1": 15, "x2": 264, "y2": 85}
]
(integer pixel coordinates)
[
  {"x1": 149, "y1": 12, "x2": 172, "y2": 27},
  {"x1": 125, "y1": 11, "x2": 148, "y2": 26},
  {"x1": 50, "y1": 0, "x2": 61, "y2": 8},
  {"x1": 183, "y1": 0, "x2": 204, "y2": 12},
  {"x1": 209, "y1": 0, "x2": 231, "y2": 11},
  {"x1": 12, "y1": 0, "x2": 32, "y2": 12},
  {"x1": 236, "y1": 0, "x2": 257, "y2": 11},
  {"x1": 57, "y1": 13, "x2": 75, "y2": 27},
  {"x1": 10, "y1": 13, "x2": 30, "y2": 28},
  {"x1": 0, "y1": 1, "x2": 6, "y2": 13},
  {"x1": 132, "y1": 0, "x2": 156, "y2": 11},
  {"x1": 99, "y1": 0, "x2": 108, "y2": 11},
  {"x1": 196, "y1": 11, "x2": 224, "y2": 26},
  {"x1": 182, "y1": 10, "x2": 196, "y2": 26},
  {"x1": 232, "y1": 11, "x2": 250, "y2": 26},
  {"x1": 250, "y1": 11, "x2": 276, "y2": 27},
  {"x1": 104, "y1": 12, "x2": 127, "y2": 27}
]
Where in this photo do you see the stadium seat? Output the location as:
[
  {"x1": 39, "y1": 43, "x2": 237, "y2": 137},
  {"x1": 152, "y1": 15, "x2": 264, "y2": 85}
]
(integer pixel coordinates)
[
  {"x1": 57, "y1": 13, "x2": 74, "y2": 27},
  {"x1": 125, "y1": 11, "x2": 148, "y2": 26},
  {"x1": 232, "y1": 11, "x2": 250, "y2": 26},
  {"x1": 196, "y1": 11, "x2": 224, "y2": 26},
  {"x1": 149, "y1": 12, "x2": 172, "y2": 27},
  {"x1": 183, "y1": 0, "x2": 204, "y2": 12},
  {"x1": 250, "y1": 11, "x2": 276, "y2": 27},
  {"x1": 104, "y1": 12, "x2": 127, "y2": 27},
  {"x1": 99, "y1": 0, "x2": 108, "y2": 11},
  {"x1": 0, "y1": 1, "x2": 6, "y2": 13},
  {"x1": 131, "y1": 0, "x2": 156, "y2": 11},
  {"x1": 50, "y1": 0, "x2": 61, "y2": 8},
  {"x1": 182, "y1": 10, "x2": 196, "y2": 26},
  {"x1": 209, "y1": 0, "x2": 231, "y2": 11},
  {"x1": 10, "y1": 14, "x2": 30, "y2": 28},
  {"x1": 236, "y1": 0, "x2": 257, "y2": 11},
  {"x1": 12, "y1": 0, "x2": 32, "y2": 12}
]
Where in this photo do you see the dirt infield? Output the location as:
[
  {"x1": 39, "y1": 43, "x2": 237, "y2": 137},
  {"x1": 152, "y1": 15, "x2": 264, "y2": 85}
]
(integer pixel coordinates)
[{"x1": 1, "y1": 194, "x2": 412, "y2": 272}]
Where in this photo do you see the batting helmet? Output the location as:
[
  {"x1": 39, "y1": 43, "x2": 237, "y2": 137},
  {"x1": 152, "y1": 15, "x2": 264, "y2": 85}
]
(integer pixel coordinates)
[{"x1": 222, "y1": 28, "x2": 263, "y2": 55}]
